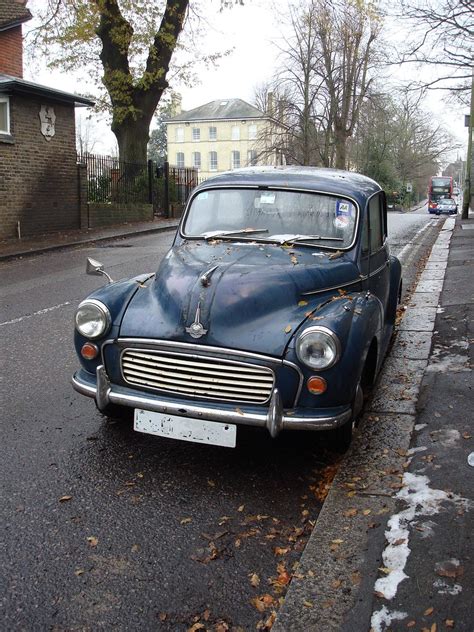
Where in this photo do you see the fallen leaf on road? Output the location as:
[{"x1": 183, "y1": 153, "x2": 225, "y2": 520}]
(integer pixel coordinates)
[
  {"x1": 238, "y1": 504, "x2": 245, "y2": 512},
  {"x1": 435, "y1": 560, "x2": 463, "y2": 579},
  {"x1": 424, "y1": 607, "x2": 434, "y2": 616},
  {"x1": 158, "y1": 613, "x2": 167, "y2": 621},
  {"x1": 445, "y1": 620, "x2": 454, "y2": 628},
  {"x1": 249, "y1": 573, "x2": 260, "y2": 587},
  {"x1": 59, "y1": 495, "x2": 72, "y2": 503},
  {"x1": 274, "y1": 547, "x2": 289, "y2": 556},
  {"x1": 344, "y1": 508, "x2": 358, "y2": 517},
  {"x1": 86, "y1": 536, "x2": 98, "y2": 547},
  {"x1": 74, "y1": 569, "x2": 85, "y2": 576},
  {"x1": 406, "y1": 621, "x2": 416, "y2": 628},
  {"x1": 180, "y1": 517, "x2": 192, "y2": 525},
  {"x1": 332, "y1": 579, "x2": 342, "y2": 589},
  {"x1": 251, "y1": 594, "x2": 275, "y2": 612},
  {"x1": 187, "y1": 624, "x2": 205, "y2": 632},
  {"x1": 303, "y1": 600, "x2": 313, "y2": 608},
  {"x1": 393, "y1": 538, "x2": 406, "y2": 546}
]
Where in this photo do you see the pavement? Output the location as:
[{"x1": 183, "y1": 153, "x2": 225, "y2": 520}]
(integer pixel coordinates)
[
  {"x1": 0, "y1": 216, "x2": 180, "y2": 261},
  {"x1": 1, "y1": 211, "x2": 473, "y2": 631}
]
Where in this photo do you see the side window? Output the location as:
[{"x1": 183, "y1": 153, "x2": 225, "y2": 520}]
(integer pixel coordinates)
[{"x1": 369, "y1": 195, "x2": 383, "y2": 252}]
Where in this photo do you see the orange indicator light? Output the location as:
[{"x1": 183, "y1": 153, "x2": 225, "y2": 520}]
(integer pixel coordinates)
[
  {"x1": 307, "y1": 376, "x2": 327, "y2": 395},
  {"x1": 81, "y1": 342, "x2": 99, "y2": 360}
]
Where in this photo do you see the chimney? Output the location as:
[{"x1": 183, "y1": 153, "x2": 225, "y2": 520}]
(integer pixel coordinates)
[{"x1": 267, "y1": 92, "x2": 274, "y2": 116}]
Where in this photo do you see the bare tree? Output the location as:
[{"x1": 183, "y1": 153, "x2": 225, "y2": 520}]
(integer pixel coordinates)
[
  {"x1": 393, "y1": 0, "x2": 473, "y2": 105},
  {"x1": 263, "y1": 0, "x2": 381, "y2": 169}
]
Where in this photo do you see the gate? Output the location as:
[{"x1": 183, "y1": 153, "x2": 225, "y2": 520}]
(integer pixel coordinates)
[{"x1": 152, "y1": 162, "x2": 199, "y2": 218}]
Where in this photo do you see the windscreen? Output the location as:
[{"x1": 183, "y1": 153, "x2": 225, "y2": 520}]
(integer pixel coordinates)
[{"x1": 183, "y1": 188, "x2": 358, "y2": 248}]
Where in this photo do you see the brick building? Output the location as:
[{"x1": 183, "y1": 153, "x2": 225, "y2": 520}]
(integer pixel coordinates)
[{"x1": 0, "y1": 0, "x2": 93, "y2": 240}]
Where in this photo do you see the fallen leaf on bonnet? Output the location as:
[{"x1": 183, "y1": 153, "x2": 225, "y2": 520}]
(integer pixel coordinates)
[
  {"x1": 298, "y1": 300, "x2": 308, "y2": 307},
  {"x1": 284, "y1": 325, "x2": 292, "y2": 333}
]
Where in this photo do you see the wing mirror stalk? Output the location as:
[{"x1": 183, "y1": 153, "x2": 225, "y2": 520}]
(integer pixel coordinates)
[{"x1": 86, "y1": 257, "x2": 113, "y2": 284}]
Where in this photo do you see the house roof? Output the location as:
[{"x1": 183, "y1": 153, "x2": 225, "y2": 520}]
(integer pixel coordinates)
[
  {"x1": 169, "y1": 98, "x2": 266, "y2": 123},
  {"x1": 0, "y1": 0, "x2": 32, "y2": 31},
  {"x1": 0, "y1": 73, "x2": 95, "y2": 107}
]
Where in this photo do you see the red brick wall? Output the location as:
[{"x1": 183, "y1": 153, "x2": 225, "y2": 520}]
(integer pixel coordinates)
[
  {"x1": 0, "y1": 94, "x2": 80, "y2": 239},
  {"x1": 0, "y1": 26, "x2": 23, "y2": 77}
]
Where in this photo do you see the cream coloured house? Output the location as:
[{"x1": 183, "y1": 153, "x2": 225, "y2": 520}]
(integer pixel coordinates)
[{"x1": 166, "y1": 98, "x2": 285, "y2": 180}]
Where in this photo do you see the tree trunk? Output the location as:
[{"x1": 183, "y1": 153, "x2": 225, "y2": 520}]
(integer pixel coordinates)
[
  {"x1": 334, "y1": 126, "x2": 347, "y2": 170},
  {"x1": 113, "y1": 116, "x2": 151, "y2": 165}
]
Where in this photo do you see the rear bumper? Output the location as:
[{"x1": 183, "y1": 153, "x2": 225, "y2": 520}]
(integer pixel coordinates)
[{"x1": 72, "y1": 365, "x2": 352, "y2": 438}]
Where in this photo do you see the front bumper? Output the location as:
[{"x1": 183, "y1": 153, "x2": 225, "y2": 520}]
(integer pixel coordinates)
[{"x1": 72, "y1": 365, "x2": 352, "y2": 438}]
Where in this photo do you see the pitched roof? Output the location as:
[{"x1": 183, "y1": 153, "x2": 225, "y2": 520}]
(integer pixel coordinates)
[
  {"x1": 0, "y1": 0, "x2": 32, "y2": 31},
  {"x1": 169, "y1": 98, "x2": 266, "y2": 122},
  {"x1": 0, "y1": 73, "x2": 94, "y2": 107}
]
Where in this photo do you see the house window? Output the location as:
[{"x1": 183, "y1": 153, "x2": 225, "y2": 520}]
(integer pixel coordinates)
[
  {"x1": 247, "y1": 149, "x2": 257, "y2": 166},
  {"x1": 0, "y1": 96, "x2": 10, "y2": 134},
  {"x1": 176, "y1": 152, "x2": 185, "y2": 168},
  {"x1": 231, "y1": 125, "x2": 240, "y2": 140},
  {"x1": 231, "y1": 151, "x2": 240, "y2": 169},
  {"x1": 192, "y1": 127, "x2": 200, "y2": 141},
  {"x1": 175, "y1": 127, "x2": 184, "y2": 142},
  {"x1": 248, "y1": 124, "x2": 257, "y2": 140},
  {"x1": 209, "y1": 151, "x2": 218, "y2": 171},
  {"x1": 209, "y1": 126, "x2": 217, "y2": 140},
  {"x1": 193, "y1": 152, "x2": 201, "y2": 169}
]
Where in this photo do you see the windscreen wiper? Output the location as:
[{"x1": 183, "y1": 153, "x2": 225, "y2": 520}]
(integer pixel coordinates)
[
  {"x1": 282, "y1": 235, "x2": 344, "y2": 244},
  {"x1": 203, "y1": 228, "x2": 269, "y2": 240}
]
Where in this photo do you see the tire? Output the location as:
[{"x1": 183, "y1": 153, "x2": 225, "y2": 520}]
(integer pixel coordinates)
[{"x1": 331, "y1": 417, "x2": 354, "y2": 453}]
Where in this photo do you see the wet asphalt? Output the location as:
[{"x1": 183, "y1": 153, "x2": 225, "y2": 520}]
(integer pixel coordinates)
[{"x1": 0, "y1": 209, "x2": 443, "y2": 630}]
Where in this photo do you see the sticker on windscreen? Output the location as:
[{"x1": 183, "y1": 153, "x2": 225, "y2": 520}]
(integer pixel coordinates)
[
  {"x1": 260, "y1": 192, "x2": 276, "y2": 205},
  {"x1": 334, "y1": 200, "x2": 355, "y2": 229}
]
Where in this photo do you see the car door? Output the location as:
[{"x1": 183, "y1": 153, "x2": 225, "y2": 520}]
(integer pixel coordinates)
[{"x1": 367, "y1": 193, "x2": 390, "y2": 312}]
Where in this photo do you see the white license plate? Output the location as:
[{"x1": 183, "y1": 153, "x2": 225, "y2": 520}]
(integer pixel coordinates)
[{"x1": 134, "y1": 409, "x2": 237, "y2": 448}]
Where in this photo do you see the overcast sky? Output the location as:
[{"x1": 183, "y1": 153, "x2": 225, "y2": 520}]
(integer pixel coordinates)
[{"x1": 25, "y1": 0, "x2": 468, "y2": 161}]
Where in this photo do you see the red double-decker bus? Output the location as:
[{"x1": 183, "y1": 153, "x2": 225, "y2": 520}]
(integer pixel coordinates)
[{"x1": 428, "y1": 176, "x2": 453, "y2": 212}]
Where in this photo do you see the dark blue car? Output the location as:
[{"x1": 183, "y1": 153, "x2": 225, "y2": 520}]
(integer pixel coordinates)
[{"x1": 72, "y1": 167, "x2": 402, "y2": 450}]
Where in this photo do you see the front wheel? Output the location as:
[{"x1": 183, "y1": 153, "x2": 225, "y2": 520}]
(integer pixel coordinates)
[{"x1": 330, "y1": 383, "x2": 364, "y2": 453}]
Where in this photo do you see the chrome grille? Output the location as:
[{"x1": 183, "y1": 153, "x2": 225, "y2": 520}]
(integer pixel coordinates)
[{"x1": 121, "y1": 349, "x2": 275, "y2": 404}]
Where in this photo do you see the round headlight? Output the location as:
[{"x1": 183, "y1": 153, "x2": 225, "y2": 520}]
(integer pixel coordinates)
[
  {"x1": 75, "y1": 300, "x2": 111, "y2": 339},
  {"x1": 296, "y1": 326, "x2": 340, "y2": 371}
]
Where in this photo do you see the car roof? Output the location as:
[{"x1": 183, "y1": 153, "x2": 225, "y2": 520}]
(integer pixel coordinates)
[{"x1": 194, "y1": 166, "x2": 382, "y2": 207}]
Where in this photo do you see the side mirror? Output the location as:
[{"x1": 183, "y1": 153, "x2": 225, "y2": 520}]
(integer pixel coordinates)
[{"x1": 86, "y1": 257, "x2": 113, "y2": 284}]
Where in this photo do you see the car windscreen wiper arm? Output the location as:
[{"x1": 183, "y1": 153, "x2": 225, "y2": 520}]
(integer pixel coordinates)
[
  {"x1": 203, "y1": 228, "x2": 269, "y2": 240},
  {"x1": 283, "y1": 235, "x2": 344, "y2": 244}
]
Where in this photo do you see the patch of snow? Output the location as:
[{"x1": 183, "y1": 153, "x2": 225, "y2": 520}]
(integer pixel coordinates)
[
  {"x1": 414, "y1": 424, "x2": 427, "y2": 431},
  {"x1": 407, "y1": 446, "x2": 427, "y2": 456},
  {"x1": 372, "y1": 473, "x2": 471, "y2": 601},
  {"x1": 433, "y1": 579, "x2": 463, "y2": 595},
  {"x1": 436, "y1": 307, "x2": 445, "y2": 313},
  {"x1": 370, "y1": 606, "x2": 407, "y2": 632},
  {"x1": 430, "y1": 429, "x2": 461, "y2": 447},
  {"x1": 426, "y1": 352, "x2": 470, "y2": 373}
]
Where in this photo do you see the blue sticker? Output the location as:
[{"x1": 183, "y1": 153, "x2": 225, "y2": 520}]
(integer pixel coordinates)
[{"x1": 336, "y1": 200, "x2": 354, "y2": 217}]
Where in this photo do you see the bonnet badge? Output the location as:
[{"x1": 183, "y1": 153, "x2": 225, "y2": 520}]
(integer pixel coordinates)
[{"x1": 186, "y1": 302, "x2": 208, "y2": 339}]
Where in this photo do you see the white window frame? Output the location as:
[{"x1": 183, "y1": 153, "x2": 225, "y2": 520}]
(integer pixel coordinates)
[
  {"x1": 0, "y1": 96, "x2": 10, "y2": 134},
  {"x1": 247, "y1": 149, "x2": 257, "y2": 166},
  {"x1": 248, "y1": 124, "x2": 257, "y2": 140},
  {"x1": 176, "y1": 152, "x2": 185, "y2": 168},
  {"x1": 175, "y1": 126, "x2": 184, "y2": 142},
  {"x1": 192, "y1": 127, "x2": 200, "y2": 141},
  {"x1": 231, "y1": 150, "x2": 240, "y2": 169},
  {"x1": 193, "y1": 151, "x2": 201, "y2": 169},
  {"x1": 231, "y1": 125, "x2": 240, "y2": 141},
  {"x1": 209, "y1": 151, "x2": 218, "y2": 171},
  {"x1": 209, "y1": 126, "x2": 217, "y2": 141}
]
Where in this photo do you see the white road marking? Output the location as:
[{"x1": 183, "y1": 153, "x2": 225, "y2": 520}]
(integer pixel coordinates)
[
  {"x1": 0, "y1": 301, "x2": 71, "y2": 327},
  {"x1": 396, "y1": 219, "x2": 437, "y2": 265}
]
